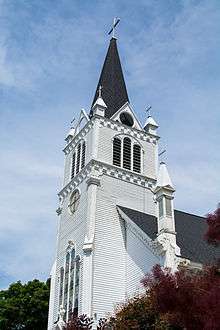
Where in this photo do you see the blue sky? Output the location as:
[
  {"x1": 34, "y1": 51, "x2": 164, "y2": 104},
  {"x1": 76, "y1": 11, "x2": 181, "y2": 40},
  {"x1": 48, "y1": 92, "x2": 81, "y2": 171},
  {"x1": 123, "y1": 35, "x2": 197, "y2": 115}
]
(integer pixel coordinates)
[{"x1": 0, "y1": 0, "x2": 220, "y2": 289}]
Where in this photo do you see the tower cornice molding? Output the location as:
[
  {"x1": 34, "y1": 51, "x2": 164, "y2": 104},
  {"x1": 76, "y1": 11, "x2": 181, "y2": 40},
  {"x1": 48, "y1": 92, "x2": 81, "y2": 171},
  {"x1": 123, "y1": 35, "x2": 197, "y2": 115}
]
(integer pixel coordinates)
[
  {"x1": 63, "y1": 115, "x2": 159, "y2": 156},
  {"x1": 96, "y1": 114, "x2": 159, "y2": 143},
  {"x1": 63, "y1": 119, "x2": 95, "y2": 155},
  {"x1": 58, "y1": 159, "x2": 157, "y2": 202}
]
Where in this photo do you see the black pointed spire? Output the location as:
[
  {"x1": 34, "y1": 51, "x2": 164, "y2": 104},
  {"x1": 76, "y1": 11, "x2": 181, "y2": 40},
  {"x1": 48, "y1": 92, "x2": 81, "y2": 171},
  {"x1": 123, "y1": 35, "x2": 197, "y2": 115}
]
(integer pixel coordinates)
[{"x1": 90, "y1": 38, "x2": 129, "y2": 118}]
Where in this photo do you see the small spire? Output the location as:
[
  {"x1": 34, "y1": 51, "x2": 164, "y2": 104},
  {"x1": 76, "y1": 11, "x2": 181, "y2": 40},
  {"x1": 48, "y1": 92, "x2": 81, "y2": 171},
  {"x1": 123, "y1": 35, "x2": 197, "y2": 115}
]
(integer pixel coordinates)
[
  {"x1": 98, "y1": 85, "x2": 102, "y2": 98},
  {"x1": 156, "y1": 162, "x2": 174, "y2": 191},
  {"x1": 144, "y1": 107, "x2": 158, "y2": 134},
  {"x1": 146, "y1": 105, "x2": 152, "y2": 118}
]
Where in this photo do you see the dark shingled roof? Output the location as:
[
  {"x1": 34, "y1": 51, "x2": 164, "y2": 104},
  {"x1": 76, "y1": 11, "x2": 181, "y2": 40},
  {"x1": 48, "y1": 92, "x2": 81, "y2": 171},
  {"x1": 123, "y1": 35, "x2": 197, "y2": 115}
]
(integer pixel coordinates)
[
  {"x1": 118, "y1": 206, "x2": 220, "y2": 265},
  {"x1": 90, "y1": 38, "x2": 129, "y2": 119}
]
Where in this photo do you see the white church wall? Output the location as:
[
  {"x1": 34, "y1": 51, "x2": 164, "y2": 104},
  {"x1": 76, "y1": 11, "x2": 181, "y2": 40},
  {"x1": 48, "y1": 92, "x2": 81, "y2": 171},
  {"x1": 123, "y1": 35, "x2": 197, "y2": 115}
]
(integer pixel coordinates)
[
  {"x1": 92, "y1": 173, "x2": 157, "y2": 320},
  {"x1": 93, "y1": 192, "x2": 126, "y2": 320},
  {"x1": 52, "y1": 180, "x2": 88, "y2": 325},
  {"x1": 99, "y1": 175, "x2": 156, "y2": 216},
  {"x1": 126, "y1": 226, "x2": 161, "y2": 297}
]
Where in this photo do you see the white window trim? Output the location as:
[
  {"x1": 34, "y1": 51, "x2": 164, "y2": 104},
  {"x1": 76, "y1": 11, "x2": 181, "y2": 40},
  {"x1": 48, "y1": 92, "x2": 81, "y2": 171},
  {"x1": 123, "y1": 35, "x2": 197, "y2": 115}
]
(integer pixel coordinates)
[
  {"x1": 59, "y1": 245, "x2": 81, "y2": 321},
  {"x1": 112, "y1": 135, "x2": 142, "y2": 174},
  {"x1": 70, "y1": 139, "x2": 86, "y2": 181}
]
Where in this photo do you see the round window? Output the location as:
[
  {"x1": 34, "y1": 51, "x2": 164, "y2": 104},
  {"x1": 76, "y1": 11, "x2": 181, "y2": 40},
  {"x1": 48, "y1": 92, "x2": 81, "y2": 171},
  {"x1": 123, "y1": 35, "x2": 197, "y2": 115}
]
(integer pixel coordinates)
[
  {"x1": 69, "y1": 190, "x2": 80, "y2": 214},
  {"x1": 119, "y1": 112, "x2": 134, "y2": 127}
]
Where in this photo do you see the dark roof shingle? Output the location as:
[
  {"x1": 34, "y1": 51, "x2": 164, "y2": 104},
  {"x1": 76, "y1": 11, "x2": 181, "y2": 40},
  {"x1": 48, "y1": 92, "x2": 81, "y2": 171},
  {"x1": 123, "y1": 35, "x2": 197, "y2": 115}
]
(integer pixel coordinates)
[
  {"x1": 118, "y1": 206, "x2": 220, "y2": 264},
  {"x1": 90, "y1": 38, "x2": 129, "y2": 119}
]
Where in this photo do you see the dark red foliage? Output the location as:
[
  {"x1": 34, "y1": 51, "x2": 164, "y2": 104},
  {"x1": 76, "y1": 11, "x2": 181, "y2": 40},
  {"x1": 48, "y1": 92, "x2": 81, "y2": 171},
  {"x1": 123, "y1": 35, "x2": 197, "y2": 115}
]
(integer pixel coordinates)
[
  {"x1": 65, "y1": 314, "x2": 93, "y2": 330},
  {"x1": 205, "y1": 206, "x2": 220, "y2": 246},
  {"x1": 141, "y1": 264, "x2": 220, "y2": 330}
]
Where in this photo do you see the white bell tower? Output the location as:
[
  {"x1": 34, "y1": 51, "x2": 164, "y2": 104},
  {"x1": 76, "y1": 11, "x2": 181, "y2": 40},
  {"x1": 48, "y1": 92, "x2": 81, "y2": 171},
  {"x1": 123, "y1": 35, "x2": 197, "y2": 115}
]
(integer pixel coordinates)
[{"x1": 48, "y1": 36, "x2": 171, "y2": 329}]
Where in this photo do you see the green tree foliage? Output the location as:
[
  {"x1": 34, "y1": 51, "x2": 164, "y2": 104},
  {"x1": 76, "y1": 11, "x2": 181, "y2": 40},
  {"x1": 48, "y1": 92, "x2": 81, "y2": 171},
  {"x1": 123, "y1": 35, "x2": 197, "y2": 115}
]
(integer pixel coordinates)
[{"x1": 0, "y1": 279, "x2": 50, "y2": 330}]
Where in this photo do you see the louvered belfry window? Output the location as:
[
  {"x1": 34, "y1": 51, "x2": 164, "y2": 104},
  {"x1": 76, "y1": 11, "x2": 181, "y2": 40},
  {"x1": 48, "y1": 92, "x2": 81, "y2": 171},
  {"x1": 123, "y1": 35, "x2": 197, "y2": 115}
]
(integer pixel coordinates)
[
  {"x1": 71, "y1": 152, "x2": 76, "y2": 179},
  {"x1": 81, "y1": 142, "x2": 86, "y2": 169},
  {"x1": 123, "y1": 137, "x2": 131, "y2": 170},
  {"x1": 76, "y1": 144, "x2": 81, "y2": 174},
  {"x1": 113, "y1": 136, "x2": 142, "y2": 173},
  {"x1": 71, "y1": 141, "x2": 86, "y2": 180},
  {"x1": 133, "y1": 144, "x2": 141, "y2": 173},
  {"x1": 113, "y1": 138, "x2": 121, "y2": 166}
]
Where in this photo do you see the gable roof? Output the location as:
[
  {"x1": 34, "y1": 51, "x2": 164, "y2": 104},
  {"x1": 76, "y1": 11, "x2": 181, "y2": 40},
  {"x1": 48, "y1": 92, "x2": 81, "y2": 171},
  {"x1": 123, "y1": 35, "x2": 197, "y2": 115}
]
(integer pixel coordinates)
[
  {"x1": 118, "y1": 206, "x2": 220, "y2": 265},
  {"x1": 90, "y1": 38, "x2": 129, "y2": 119}
]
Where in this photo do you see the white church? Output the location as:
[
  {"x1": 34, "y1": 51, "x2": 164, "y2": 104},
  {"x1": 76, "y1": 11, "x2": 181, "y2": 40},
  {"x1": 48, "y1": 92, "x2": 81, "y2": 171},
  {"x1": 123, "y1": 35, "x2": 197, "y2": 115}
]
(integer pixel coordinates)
[{"x1": 47, "y1": 34, "x2": 218, "y2": 329}]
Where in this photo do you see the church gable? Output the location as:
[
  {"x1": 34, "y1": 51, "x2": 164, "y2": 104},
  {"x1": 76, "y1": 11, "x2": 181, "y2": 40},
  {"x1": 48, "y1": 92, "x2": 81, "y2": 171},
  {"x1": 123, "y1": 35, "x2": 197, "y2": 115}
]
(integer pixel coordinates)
[{"x1": 111, "y1": 102, "x2": 142, "y2": 130}]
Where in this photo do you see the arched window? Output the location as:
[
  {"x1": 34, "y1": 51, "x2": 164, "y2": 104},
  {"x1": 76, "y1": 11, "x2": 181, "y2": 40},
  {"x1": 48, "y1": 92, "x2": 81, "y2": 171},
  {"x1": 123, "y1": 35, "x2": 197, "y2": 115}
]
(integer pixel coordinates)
[
  {"x1": 70, "y1": 141, "x2": 86, "y2": 180},
  {"x1": 73, "y1": 256, "x2": 80, "y2": 316},
  {"x1": 68, "y1": 249, "x2": 75, "y2": 317},
  {"x1": 112, "y1": 136, "x2": 142, "y2": 173},
  {"x1": 63, "y1": 252, "x2": 70, "y2": 319},
  {"x1": 59, "y1": 249, "x2": 81, "y2": 321},
  {"x1": 81, "y1": 142, "x2": 86, "y2": 169},
  {"x1": 123, "y1": 137, "x2": 131, "y2": 170},
  {"x1": 71, "y1": 152, "x2": 76, "y2": 179},
  {"x1": 133, "y1": 144, "x2": 141, "y2": 173},
  {"x1": 113, "y1": 138, "x2": 121, "y2": 167},
  {"x1": 76, "y1": 144, "x2": 81, "y2": 174},
  {"x1": 59, "y1": 267, "x2": 64, "y2": 306}
]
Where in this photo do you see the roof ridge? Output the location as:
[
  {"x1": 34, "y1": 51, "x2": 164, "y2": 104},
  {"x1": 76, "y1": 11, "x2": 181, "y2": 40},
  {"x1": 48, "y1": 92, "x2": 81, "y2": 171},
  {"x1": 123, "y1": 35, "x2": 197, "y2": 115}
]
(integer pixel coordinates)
[{"x1": 174, "y1": 209, "x2": 205, "y2": 219}]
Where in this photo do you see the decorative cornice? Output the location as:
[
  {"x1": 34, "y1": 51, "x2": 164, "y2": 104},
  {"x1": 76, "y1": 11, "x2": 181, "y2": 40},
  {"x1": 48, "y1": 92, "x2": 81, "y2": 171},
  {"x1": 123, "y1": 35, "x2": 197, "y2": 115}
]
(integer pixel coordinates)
[
  {"x1": 63, "y1": 118, "x2": 95, "y2": 155},
  {"x1": 86, "y1": 176, "x2": 101, "y2": 187},
  {"x1": 63, "y1": 116, "x2": 159, "y2": 156},
  {"x1": 58, "y1": 159, "x2": 156, "y2": 202},
  {"x1": 97, "y1": 115, "x2": 159, "y2": 144}
]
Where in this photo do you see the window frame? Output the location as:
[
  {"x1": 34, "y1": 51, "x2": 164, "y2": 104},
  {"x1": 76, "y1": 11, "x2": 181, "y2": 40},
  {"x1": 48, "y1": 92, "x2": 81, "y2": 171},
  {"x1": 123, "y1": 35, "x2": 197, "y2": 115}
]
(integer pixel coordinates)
[
  {"x1": 59, "y1": 245, "x2": 81, "y2": 322},
  {"x1": 70, "y1": 140, "x2": 86, "y2": 180},
  {"x1": 112, "y1": 135, "x2": 143, "y2": 174}
]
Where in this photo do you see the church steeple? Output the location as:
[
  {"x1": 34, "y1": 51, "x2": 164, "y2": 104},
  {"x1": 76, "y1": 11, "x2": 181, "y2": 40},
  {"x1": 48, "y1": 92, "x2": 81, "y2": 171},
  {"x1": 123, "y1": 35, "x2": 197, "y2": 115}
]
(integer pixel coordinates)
[{"x1": 90, "y1": 38, "x2": 129, "y2": 118}]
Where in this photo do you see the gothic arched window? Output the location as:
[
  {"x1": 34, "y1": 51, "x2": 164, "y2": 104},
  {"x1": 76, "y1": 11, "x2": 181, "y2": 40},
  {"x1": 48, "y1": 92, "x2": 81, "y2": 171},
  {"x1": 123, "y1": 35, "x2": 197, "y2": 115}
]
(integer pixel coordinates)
[
  {"x1": 123, "y1": 137, "x2": 131, "y2": 170},
  {"x1": 71, "y1": 141, "x2": 86, "y2": 180},
  {"x1": 76, "y1": 144, "x2": 81, "y2": 174},
  {"x1": 63, "y1": 252, "x2": 70, "y2": 319},
  {"x1": 71, "y1": 152, "x2": 76, "y2": 180},
  {"x1": 113, "y1": 138, "x2": 121, "y2": 167},
  {"x1": 81, "y1": 142, "x2": 86, "y2": 169},
  {"x1": 112, "y1": 136, "x2": 142, "y2": 173},
  {"x1": 68, "y1": 249, "x2": 75, "y2": 317},
  {"x1": 59, "y1": 267, "x2": 64, "y2": 307},
  {"x1": 73, "y1": 256, "x2": 80, "y2": 316},
  {"x1": 59, "y1": 248, "x2": 81, "y2": 321},
  {"x1": 133, "y1": 144, "x2": 141, "y2": 173}
]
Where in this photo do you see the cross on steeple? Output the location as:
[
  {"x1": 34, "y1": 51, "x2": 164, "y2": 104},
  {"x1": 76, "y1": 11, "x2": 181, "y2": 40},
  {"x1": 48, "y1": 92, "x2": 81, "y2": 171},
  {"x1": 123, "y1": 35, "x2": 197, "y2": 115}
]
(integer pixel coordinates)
[
  {"x1": 159, "y1": 149, "x2": 167, "y2": 163},
  {"x1": 108, "y1": 17, "x2": 120, "y2": 38},
  {"x1": 146, "y1": 105, "x2": 152, "y2": 118}
]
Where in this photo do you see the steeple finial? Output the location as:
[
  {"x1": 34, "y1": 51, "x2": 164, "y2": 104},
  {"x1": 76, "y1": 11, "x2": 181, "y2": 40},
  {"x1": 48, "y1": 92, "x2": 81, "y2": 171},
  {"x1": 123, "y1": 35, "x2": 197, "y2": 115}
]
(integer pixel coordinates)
[
  {"x1": 108, "y1": 17, "x2": 120, "y2": 39},
  {"x1": 146, "y1": 105, "x2": 152, "y2": 118}
]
